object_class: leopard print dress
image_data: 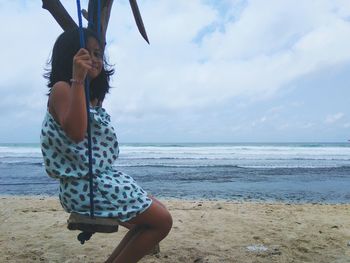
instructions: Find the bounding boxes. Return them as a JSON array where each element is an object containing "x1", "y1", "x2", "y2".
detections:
[{"x1": 40, "y1": 106, "x2": 152, "y2": 222}]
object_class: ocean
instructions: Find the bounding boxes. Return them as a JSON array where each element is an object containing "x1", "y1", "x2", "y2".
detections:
[{"x1": 0, "y1": 142, "x2": 349, "y2": 203}]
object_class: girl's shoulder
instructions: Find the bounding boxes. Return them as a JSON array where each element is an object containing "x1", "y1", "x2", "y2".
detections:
[
  {"x1": 51, "y1": 81, "x2": 70, "y2": 90},
  {"x1": 48, "y1": 81, "x2": 71, "y2": 124},
  {"x1": 49, "y1": 81, "x2": 70, "y2": 100}
]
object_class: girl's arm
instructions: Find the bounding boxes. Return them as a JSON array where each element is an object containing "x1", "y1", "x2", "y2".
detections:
[{"x1": 48, "y1": 48, "x2": 92, "y2": 143}]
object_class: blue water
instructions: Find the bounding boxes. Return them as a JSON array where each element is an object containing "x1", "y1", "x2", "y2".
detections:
[{"x1": 0, "y1": 142, "x2": 350, "y2": 203}]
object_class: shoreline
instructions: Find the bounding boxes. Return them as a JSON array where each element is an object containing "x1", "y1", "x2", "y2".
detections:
[
  {"x1": 1, "y1": 194, "x2": 349, "y2": 205},
  {"x1": 1, "y1": 196, "x2": 350, "y2": 262}
]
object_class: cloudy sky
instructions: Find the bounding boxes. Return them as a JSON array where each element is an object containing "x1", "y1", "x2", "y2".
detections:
[{"x1": 0, "y1": 0, "x2": 349, "y2": 143}]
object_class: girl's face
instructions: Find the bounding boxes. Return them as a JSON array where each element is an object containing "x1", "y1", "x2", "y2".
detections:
[{"x1": 86, "y1": 37, "x2": 103, "y2": 79}]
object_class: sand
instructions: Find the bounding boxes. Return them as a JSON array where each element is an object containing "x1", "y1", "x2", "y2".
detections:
[{"x1": 1, "y1": 196, "x2": 350, "y2": 263}]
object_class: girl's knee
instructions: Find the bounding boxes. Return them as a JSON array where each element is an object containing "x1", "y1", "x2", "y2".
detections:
[
  {"x1": 165, "y1": 210, "x2": 173, "y2": 230},
  {"x1": 159, "y1": 209, "x2": 172, "y2": 237},
  {"x1": 153, "y1": 199, "x2": 172, "y2": 230},
  {"x1": 128, "y1": 200, "x2": 172, "y2": 235}
]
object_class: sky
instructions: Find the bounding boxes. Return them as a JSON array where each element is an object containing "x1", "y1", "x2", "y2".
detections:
[{"x1": 0, "y1": 0, "x2": 350, "y2": 143}]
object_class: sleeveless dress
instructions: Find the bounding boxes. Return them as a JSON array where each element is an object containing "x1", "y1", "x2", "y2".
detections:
[{"x1": 40, "y1": 106, "x2": 152, "y2": 222}]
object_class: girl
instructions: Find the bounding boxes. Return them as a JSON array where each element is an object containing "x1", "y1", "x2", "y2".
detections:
[{"x1": 40, "y1": 28, "x2": 172, "y2": 263}]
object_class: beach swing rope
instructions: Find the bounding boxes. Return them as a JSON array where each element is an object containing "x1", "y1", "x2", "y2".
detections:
[
  {"x1": 66, "y1": 0, "x2": 120, "y2": 245},
  {"x1": 67, "y1": 0, "x2": 150, "y2": 245}
]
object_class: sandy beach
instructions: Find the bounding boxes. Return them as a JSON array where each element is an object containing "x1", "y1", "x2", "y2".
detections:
[{"x1": 1, "y1": 196, "x2": 350, "y2": 263}]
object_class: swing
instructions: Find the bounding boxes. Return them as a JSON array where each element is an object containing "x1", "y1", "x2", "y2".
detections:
[
  {"x1": 64, "y1": 0, "x2": 152, "y2": 246},
  {"x1": 62, "y1": 0, "x2": 119, "y2": 245},
  {"x1": 67, "y1": 213, "x2": 119, "y2": 244}
]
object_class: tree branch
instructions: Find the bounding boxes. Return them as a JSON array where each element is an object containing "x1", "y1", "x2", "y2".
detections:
[
  {"x1": 86, "y1": 0, "x2": 114, "y2": 49},
  {"x1": 42, "y1": 0, "x2": 77, "y2": 31},
  {"x1": 42, "y1": 0, "x2": 148, "y2": 46},
  {"x1": 129, "y1": 0, "x2": 149, "y2": 44}
]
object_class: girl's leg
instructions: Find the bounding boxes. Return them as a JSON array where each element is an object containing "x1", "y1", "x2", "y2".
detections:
[
  {"x1": 105, "y1": 223, "x2": 145, "y2": 263},
  {"x1": 105, "y1": 195, "x2": 166, "y2": 262},
  {"x1": 111, "y1": 198, "x2": 172, "y2": 263}
]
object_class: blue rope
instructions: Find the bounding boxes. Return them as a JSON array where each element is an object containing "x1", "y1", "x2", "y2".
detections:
[
  {"x1": 76, "y1": 0, "x2": 85, "y2": 48},
  {"x1": 88, "y1": 1, "x2": 94, "y2": 29},
  {"x1": 88, "y1": 1, "x2": 94, "y2": 30},
  {"x1": 76, "y1": 0, "x2": 94, "y2": 219},
  {"x1": 97, "y1": 0, "x2": 101, "y2": 40}
]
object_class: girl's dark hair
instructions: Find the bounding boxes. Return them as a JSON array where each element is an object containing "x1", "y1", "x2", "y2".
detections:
[{"x1": 44, "y1": 28, "x2": 114, "y2": 103}]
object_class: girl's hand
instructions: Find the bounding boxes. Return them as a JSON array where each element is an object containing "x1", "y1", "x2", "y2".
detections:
[{"x1": 72, "y1": 48, "x2": 92, "y2": 83}]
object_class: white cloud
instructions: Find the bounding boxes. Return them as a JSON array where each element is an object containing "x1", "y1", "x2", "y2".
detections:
[
  {"x1": 1, "y1": 0, "x2": 350, "y2": 142},
  {"x1": 0, "y1": 1, "x2": 76, "y2": 115},
  {"x1": 103, "y1": 0, "x2": 350, "y2": 119},
  {"x1": 277, "y1": 123, "x2": 290, "y2": 130},
  {"x1": 301, "y1": 122, "x2": 315, "y2": 129},
  {"x1": 260, "y1": 116, "x2": 267, "y2": 123},
  {"x1": 2, "y1": 0, "x2": 350, "y2": 115},
  {"x1": 325, "y1": 112, "x2": 344, "y2": 124}
]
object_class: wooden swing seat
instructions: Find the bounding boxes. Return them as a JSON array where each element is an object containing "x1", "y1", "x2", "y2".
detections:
[
  {"x1": 67, "y1": 212, "x2": 119, "y2": 233},
  {"x1": 67, "y1": 212, "x2": 161, "y2": 253}
]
